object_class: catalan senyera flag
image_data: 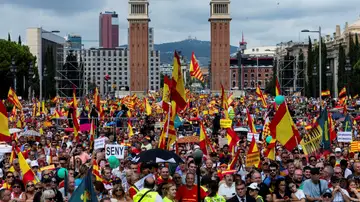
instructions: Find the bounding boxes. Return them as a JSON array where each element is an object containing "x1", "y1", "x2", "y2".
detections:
[
  {"x1": 269, "y1": 102, "x2": 301, "y2": 152},
  {"x1": 144, "y1": 98, "x2": 152, "y2": 116},
  {"x1": 246, "y1": 109, "x2": 257, "y2": 133},
  {"x1": 221, "y1": 84, "x2": 229, "y2": 119},
  {"x1": 92, "y1": 159, "x2": 105, "y2": 183},
  {"x1": 275, "y1": 77, "x2": 281, "y2": 96},
  {"x1": 171, "y1": 51, "x2": 187, "y2": 111},
  {"x1": 226, "y1": 128, "x2": 240, "y2": 153},
  {"x1": 227, "y1": 92, "x2": 234, "y2": 106},
  {"x1": 321, "y1": 90, "x2": 331, "y2": 97},
  {"x1": 263, "y1": 137, "x2": 276, "y2": 160},
  {"x1": 245, "y1": 135, "x2": 260, "y2": 167},
  {"x1": 228, "y1": 149, "x2": 241, "y2": 170},
  {"x1": 189, "y1": 52, "x2": 204, "y2": 82},
  {"x1": 18, "y1": 150, "x2": 38, "y2": 184},
  {"x1": 0, "y1": 101, "x2": 11, "y2": 142},
  {"x1": 199, "y1": 122, "x2": 208, "y2": 155},
  {"x1": 7, "y1": 87, "x2": 22, "y2": 109},
  {"x1": 127, "y1": 120, "x2": 134, "y2": 137},
  {"x1": 167, "y1": 101, "x2": 177, "y2": 150},
  {"x1": 41, "y1": 101, "x2": 48, "y2": 114},
  {"x1": 255, "y1": 85, "x2": 267, "y2": 108}
]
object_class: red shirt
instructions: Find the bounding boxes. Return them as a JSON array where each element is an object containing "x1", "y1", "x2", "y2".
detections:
[
  {"x1": 156, "y1": 176, "x2": 173, "y2": 185},
  {"x1": 129, "y1": 186, "x2": 138, "y2": 199},
  {"x1": 176, "y1": 185, "x2": 207, "y2": 202}
]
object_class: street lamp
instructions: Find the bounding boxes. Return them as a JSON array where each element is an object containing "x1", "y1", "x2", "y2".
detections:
[
  {"x1": 10, "y1": 58, "x2": 17, "y2": 91},
  {"x1": 193, "y1": 149, "x2": 203, "y2": 202},
  {"x1": 326, "y1": 64, "x2": 332, "y2": 96},
  {"x1": 43, "y1": 65, "x2": 48, "y2": 100},
  {"x1": 28, "y1": 62, "x2": 34, "y2": 99},
  {"x1": 302, "y1": 27, "x2": 322, "y2": 102},
  {"x1": 345, "y1": 57, "x2": 352, "y2": 91}
]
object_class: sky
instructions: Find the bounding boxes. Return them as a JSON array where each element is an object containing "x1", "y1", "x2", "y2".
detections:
[{"x1": 1, "y1": 0, "x2": 360, "y2": 49}]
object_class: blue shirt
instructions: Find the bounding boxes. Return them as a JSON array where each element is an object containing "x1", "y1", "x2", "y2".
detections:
[{"x1": 263, "y1": 176, "x2": 284, "y2": 187}]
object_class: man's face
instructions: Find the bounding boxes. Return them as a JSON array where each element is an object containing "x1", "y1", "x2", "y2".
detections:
[
  {"x1": 294, "y1": 170, "x2": 303, "y2": 182},
  {"x1": 173, "y1": 174, "x2": 182, "y2": 184},
  {"x1": 2, "y1": 190, "x2": 11, "y2": 201},
  {"x1": 236, "y1": 184, "x2": 246, "y2": 197},
  {"x1": 188, "y1": 163, "x2": 196, "y2": 174},
  {"x1": 104, "y1": 169, "x2": 111, "y2": 180},
  {"x1": 206, "y1": 160, "x2": 213, "y2": 169},
  {"x1": 311, "y1": 173, "x2": 320, "y2": 182},
  {"x1": 304, "y1": 169, "x2": 311, "y2": 179},
  {"x1": 269, "y1": 166, "x2": 277, "y2": 177},
  {"x1": 59, "y1": 159, "x2": 67, "y2": 168},
  {"x1": 288, "y1": 164, "x2": 295, "y2": 175},
  {"x1": 185, "y1": 174, "x2": 195, "y2": 187},
  {"x1": 225, "y1": 174, "x2": 233, "y2": 184},
  {"x1": 130, "y1": 164, "x2": 138, "y2": 173},
  {"x1": 251, "y1": 173, "x2": 262, "y2": 184},
  {"x1": 309, "y1": 157, "x2": 317, "y2": 166}
]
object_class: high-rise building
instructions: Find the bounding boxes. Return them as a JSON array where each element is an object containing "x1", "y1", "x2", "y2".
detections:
[
  {"x1": 99, "y1": 11, "x2": 119, "y2": 48},
  {"x1": 65, "y1": 34, "x2": 82, "y2": 50},
  {"x1": 209, "y1": 0, "x2": 231, "y2": 91},
  {"x1": 127, "y1": 0, "x2": 150, "y2": 93}
]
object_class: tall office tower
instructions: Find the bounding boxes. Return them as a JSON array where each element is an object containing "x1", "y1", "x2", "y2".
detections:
[
  {"x1": 99, "y1": 11, "x2": 119, "y2": 48},
  {"x1": 127, "y1": 0, "x2": 150, "y2": 92},
  {"x1": 209, "y1": 0, "x2": 232, "y2": 91}
]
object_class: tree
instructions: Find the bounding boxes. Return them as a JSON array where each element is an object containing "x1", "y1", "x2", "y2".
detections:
[
  {"x1": 265, "y1": 62, "x2": 277, "y2": 95},
  {"x1": 0, "y1": 39, "x2": 37, "y2": 99},
  {"x1": 7, "y1": 33, "x2": 11, "y2": 42},
  {"x1": 338, "y1": 44, "x2": 346, "y2": 90},
  {"x1": 18, "y1": 35, "x2": 21, "y2": 45},
  {"x1": 306, "y1": 37, "x2": 314, "y2": 97},
  {"x1": 298, "y1": 49, "x2": 305, "y2": 95},
  {"x1": 321, "y1": 38, "x2": 328, "y2": 93},
  {"x1": 160, "y1": 72, "x2": 164, "y2": 88}
]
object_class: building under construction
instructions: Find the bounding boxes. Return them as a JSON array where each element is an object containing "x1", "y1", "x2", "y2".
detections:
[
  {"x1": 275, "y1": 41, "x2": 308, "y2": 95},
  {"x1": 55, "y1": 39, "x2": 84, "y2": 98}
]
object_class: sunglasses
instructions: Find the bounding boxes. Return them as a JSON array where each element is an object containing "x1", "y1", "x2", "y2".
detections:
[
  {"x1": 7, "y1": 175, "x2": 14, "y2": 178},
  {"x1": 13, "y1": 185, "x2": 21, "y2": 188},
  {"x1": 27, "y1": 184, "x2": 34, "y2": 187},
  {"x1": 46, "y1": 197, "x2": 56, "y2": 201},
  {"x1": 35, "y1": 187, "x2": 42, "y2": 191}
]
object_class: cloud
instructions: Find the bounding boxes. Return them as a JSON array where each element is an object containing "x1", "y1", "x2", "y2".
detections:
[{"x1": 0, "y1": 0, "x2": 359, "y2": 49}]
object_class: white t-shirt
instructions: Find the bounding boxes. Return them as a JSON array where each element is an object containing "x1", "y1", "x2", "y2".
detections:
[
  {"x1": 218, "y1": 182, "x2": 236, "y2": 199},
  {"x1": 330, "y1": 188, "x2": 350, "y2": 202},
  {"x1": 294, "y1": 189, "x2": 306, "y2": 200}
]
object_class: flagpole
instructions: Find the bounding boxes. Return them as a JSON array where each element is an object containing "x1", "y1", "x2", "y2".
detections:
[{"x1": 166, "y1": 102, "x2": 171, "y2": 147}]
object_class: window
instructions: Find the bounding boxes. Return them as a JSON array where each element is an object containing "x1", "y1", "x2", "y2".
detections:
[
  {"x1": 232, "y1": 73, "x2": 236, "y2": 78},
  {"x1": 244, "y1": 74, "x2": 248, "y2": 78},
  {"x1": 265, "y1": 74, "x2": 269, "y2": 77},
  {"x1": 258, "y1": 74, "x2": 261, "y2": 77},
  {"x1": 251, "y1": 74, "x2": 254, "y2": 78}
]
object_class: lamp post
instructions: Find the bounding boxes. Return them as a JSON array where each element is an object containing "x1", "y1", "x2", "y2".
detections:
[
  {"x1": 10, "y1": 58, "x2": 17, "y2": 91},
  {"x1": 345, "y1": 57, "x2": 352, "y2": 92},
  {"x1": 43, "y1": 65, "x2": 48, "y2": 100},
  {"x1": 301, "y1": 26, "x2": 322, "y2": 102},
  {"x1": 326, "y1": 64, "x2": 332, "y2": 96},
  {"x1": 193, "y1": 149, "x2": 203, "y2": 202},
  {"x1": 312, "y1": 65, "x2": 317, "y2": 97}
]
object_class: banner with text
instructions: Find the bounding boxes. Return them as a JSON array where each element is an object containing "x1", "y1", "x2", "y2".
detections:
[{"x1": 105, "y1": 144, "x2": 125, "y2": 159}]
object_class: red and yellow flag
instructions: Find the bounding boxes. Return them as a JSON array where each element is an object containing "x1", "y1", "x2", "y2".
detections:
[
  {"x1": 269, "y1": 103, "x2": 301, "y2": 152},
  {"x1": 92, "y1": 160, "x2": 106, "y2": 183},
  {"x1": 171, "y1": 52, "x2": 187, "y2": 110},
  {"x1": 144, "y1": 97, "x2": 152, "y2": 116},
  {"x1": 128, "y1": 120, "x2": 134, "y2": 137},
  {"x1": 0, "y1": 101, "x2": 10, "y2": 142},
  {"x1": 275, "y1": 77, "x2": 281, "y2": 96},
  {"x1": 255, "y1": 85, "x2": 267, "y2": 108},
  {"x1": 221, "y1": 84, "x2": 229, "y2": 119},
  {"x1": 7, "y1": 87, "x2": 22, "y2": 109},
  {"x1": 245, "y1": 135, "x2": 260, "y2": 167},
  {"x1": 162, "y1": 75, "x2": 171, "y2": 112},
  {"x1": 199, "y1": 122, "x2": 208, "y2": 155},
  {"x1": 89, "y1": 119, "x2": 95, "y2": 149},
  {"x1": 18, "y1": 150, "x2": 38, "y2": 184},
  {"x1": 94, "y1": 88, "x2": 104, "y2": 119},
  {"x1": 246, "y1": 109, "x2": 257, "y2": 133},
  {"x1": 72, "y1": 105, "x2": 80, "y2": 142},
  {"x1": 189, "y1": 52, "x2": 204, "y2": 82}
]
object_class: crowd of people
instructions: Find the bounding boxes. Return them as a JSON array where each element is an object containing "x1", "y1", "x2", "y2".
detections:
[{"x1": 0, "y1": 92, "x2": 359, "y2": 202}]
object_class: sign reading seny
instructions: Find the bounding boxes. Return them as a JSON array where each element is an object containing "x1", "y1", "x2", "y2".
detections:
[{"x1": 105, "y1": 144, "x2": 125, "y2": 159}]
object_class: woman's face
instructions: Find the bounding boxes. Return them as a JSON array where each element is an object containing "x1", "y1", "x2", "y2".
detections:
[
  {"x1": 349, "y1": 181, "x2": 357, "y2": 189},
  {"x1": 279, "y1": 181, "x2": 286, "y2": 191},
  {"x1": 12, "y1": 184, "x2": 21, "y2": 193},
  {"x1": 168, "y1": 185, "x2": 177, "y2": 198},
  {"x1": 289, "y1": 183, "x2": 297, "y2": 193},
  {"x1": 26, "y1": 182, "x2": 35, "y2": 192}
]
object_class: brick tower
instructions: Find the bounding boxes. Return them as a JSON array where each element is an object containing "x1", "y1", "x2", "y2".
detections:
[
  {"x1": 209, "y1": 0, "x2": 231, "y2": 91},
  {"x1": 128, "y1": 0, "x2": 150, "y2": 93}
]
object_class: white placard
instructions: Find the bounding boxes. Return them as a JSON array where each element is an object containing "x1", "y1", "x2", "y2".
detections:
[
  {"x1": 134, "y1": 174, "x2": 154, "y2": 190},
  {"x1": 247, "y1": 133, "x2": 260, "y2": 142},
  {"x1": 105, "y1": 144, "x2": 125, "y2": 159},
  {"x1": 337, "y1": 132, "x2": 352, "y2": 143},
  {"x1": 94, "y1": 138, "x2": 105, "y2": 150}
]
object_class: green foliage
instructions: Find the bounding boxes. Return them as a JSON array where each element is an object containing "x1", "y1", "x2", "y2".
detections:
[
  {"x1": 160, "y1": 73, "x2": 164, "y2": 88},
  {"x1": 338, "y1": 44, "x2": 346, "y2": 90},
  {"x1": 0, "y1": 39, "x2": 37, "y2": 99}
]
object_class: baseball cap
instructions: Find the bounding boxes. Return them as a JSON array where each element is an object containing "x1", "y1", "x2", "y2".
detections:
[
  {"x1": 310, "y1": 167, "x2": 320, "y2": 175},
  {"x1": 323, "y1": 189, "x2": 332, "y2": 197},
  {"x1": 335, "y1": 148, "x2": 342, "y2": 153},
  {"x1": 30, "y1": 161, "x2": 39, "y2": 168},
  {"x1": 248, "y1": 183, "x2": 260, "y2": 191}
]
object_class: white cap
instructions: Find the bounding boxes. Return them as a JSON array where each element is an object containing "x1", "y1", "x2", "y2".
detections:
[
  {"x1": 0, "y1": 169, "x2": 3, "y2": 178},
  {"x1": 335, "y1": 148, "x2": 342, "y2": 153},
  {"x1": 194, "y1": 145, "x2": 200, "y2": 149},
  {"x1": 30, "y1": 161, "x2": 39, "y2": 168},
  {"x1": 248, "y1": 182, "x2": 260, "y2": 190}
]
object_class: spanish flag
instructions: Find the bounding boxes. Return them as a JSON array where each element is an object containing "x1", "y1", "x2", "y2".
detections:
[
  {"x1": 246, "y1": 109, "x2": 257, "y2": 133},
  {"x1": 0, "y1": 101, "x2": 10, "y2": 142},
  {"x1": 199, "y1": 122, "x2": 208, "y2": 155},
  {"x1": 127, "y1": 120, "x2": 134, "y2": 137},
  {"x1": 162, "y1": 75, "x2": 171, "y2": 112},
  {"x1": 171, "y1": 51, "x2": 187, "y2": 110},
  {"x1": 269, "y1": 102, "x2": 301, "y2": 152},
  {"x1": 255, "y1": 85, "x2": 267, "y2": 108},
  {"x1": 264, "y1": 137, "x2": 276, "y2": 160},
  {"x1": 275, "y1": 77, "x2": 281, "y2": 96},
  {"x1": 221, "y1": 84, "x2": 229, "y2": 119},
  {"x1": 144, "y1": 98, "x2": 152, "y2": 116},
  {"x1": 339, "y1": 87, "x2": 347, "y2": 98},
  {"x1": 72, "y1": 87, "x2": 77, "y2": 109},
  {"x1": 189, "y1": 52, "x2": 204, "y2": 82},
  {"x1": 94, "y1": 87, "x2": 104, "y2": 119},
  {"x1": 18, "y1": 150, "x2": 38, "y2": 184},
  {"x1": 71, "y1": 104, "x2": 80, "y2": 142},
  {"x1": 228, "y1": 149, "x2": 241, "y2": 170},
  {"x1": 89, "y1": 119, "x2": 95, "y2": 149},
  {"x1": 226, "y1": 128, "x2": 240, "y2": 153},
  {"x1": 7, "y1": 87, "x2": 22, "y2": 109},
  {"x1": 321, "y1": 90, "x2": 331, "y2": 97}
]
